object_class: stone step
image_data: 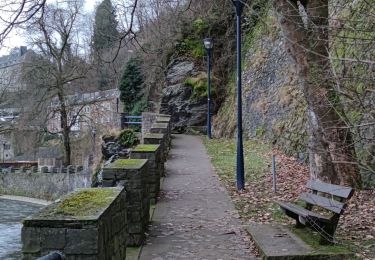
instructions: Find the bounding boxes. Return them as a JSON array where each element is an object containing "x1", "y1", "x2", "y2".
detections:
[
  {"x1": 248, "y1": 223, "x2": 313, "y2": 259},
  {"x1": 247, "y1": 224, "x2": 354, "y2": 260}
]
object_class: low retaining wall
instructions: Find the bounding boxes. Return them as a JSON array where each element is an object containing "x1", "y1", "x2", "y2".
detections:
[
  {"x1": 22, "y1": 187, "x2": 127, "y2": 260},
  {"x1": 131, "y1": 144, "x2": 163, "y2": 204},
  {"x1": 141, "y1": 112, "x2": 159, "y2": 140},
  {"x1": 0, "y1": 170, "x2": 91, "y2": 201},
  {"x1": 102, "y1": 159, "x2": 150, "y2": 246}
]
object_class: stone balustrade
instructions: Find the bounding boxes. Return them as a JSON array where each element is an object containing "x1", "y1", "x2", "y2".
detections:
[
  {"x1": 131, "y1": 144, "x2": 163, "y2": 204},
  {"x1": 22, "y1": 187, "x2": 127, "y2": 260},
  {"x1": 0, "y1": 165, "x2": 84, "y2": 174},
  {"x1": 102, "y1": 159, "x2": 150, "y2": 246}
]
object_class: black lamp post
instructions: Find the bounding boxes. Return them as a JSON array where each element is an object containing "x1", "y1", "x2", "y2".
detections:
[
  {"x1": 232, "y1": 0, "x2": 245, "y2": 191},
  {"x1": 203, "y1": 38, "x2": 213, "y2": 139}
]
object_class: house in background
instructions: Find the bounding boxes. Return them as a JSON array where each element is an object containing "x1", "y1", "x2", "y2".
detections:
[
  {"x1": 47, "y1": 89, "x2": 122, "y2": 135},
  {"x1": 0, "y1": 47, "x2": 36, "y2": 161}
]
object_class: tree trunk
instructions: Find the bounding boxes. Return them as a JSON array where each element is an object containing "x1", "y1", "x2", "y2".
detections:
[
  {"x1": 307, "y1": 108, "x2": 337, "y2": 183},
  {"x1": 58, "y1": 91, "x2": 71, "y2": 166},
  {"x1": 274, "y1": 0, "x2": 361, "y2": 188}
]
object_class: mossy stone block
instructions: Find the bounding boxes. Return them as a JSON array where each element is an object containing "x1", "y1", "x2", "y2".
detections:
[
  {"x1": 107, "y1": 159, "x2": 148, "y2": 170},
  {"x1": 25, "y1": 188, "x2": 122, "y2": 221},
  {"x1": 132, "y1": 144, "x2": 160, "y2": 153}
]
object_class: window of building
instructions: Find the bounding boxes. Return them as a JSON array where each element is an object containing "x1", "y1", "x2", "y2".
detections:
[{"x1": 4, "y1": 144, "x2": 11, "y2": 150}]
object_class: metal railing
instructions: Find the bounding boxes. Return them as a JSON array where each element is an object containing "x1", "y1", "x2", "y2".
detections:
[{"x1": 121, "y1": 114, "x2": 142, "y2": 129}]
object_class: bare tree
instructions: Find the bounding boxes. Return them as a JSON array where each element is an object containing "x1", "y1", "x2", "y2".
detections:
[
  {"x1": 0, "y1": 0, "x2": 46, "y2": 46},
  {"x1": 25, "y1": 0, "x2": 90, "y2": 165}
]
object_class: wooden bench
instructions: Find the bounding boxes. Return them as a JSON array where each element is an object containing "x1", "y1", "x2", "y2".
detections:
[{"x1": 276, "y1": 180, "x2": 354, "y2": 244}]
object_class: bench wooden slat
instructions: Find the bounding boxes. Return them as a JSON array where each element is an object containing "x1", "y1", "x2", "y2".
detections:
[
  {"x1": 299, "y1": 192, "x2": 345, "y2": 214},
  {"x1": 306, "y1": 180, "x2": 354, "y2": 199},
  {"x1": 276, "y1": 201, "x2": 331, "y2": 222}
]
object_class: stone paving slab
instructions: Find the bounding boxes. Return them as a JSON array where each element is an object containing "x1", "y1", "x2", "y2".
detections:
[
  {"x1": 248, "y1": 224, "x2": 355, "y2": 260},
  {"x1": 247, "y1": 223, "x2": 313, "y2": 259},
  {"x1": 139, "y1": 134, "x2": 257, "y2": 260}
]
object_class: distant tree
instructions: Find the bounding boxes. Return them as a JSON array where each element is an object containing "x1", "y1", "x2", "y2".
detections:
[
  {"x1": 92, "y1": 0, "x2": 120, "y2": 90},
  {"x1": 118, "y1": 57, "x2": 145, "y2": 114},
  {"x1": 93, "y1": 0, "x2": 119, "y2": 52}
]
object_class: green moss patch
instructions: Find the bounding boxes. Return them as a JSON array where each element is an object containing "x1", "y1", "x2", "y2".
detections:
[
  {"x1": 108, "y1": 159, "x2": 147, "y2": 169},
  {"x1": 292, "y1": 227, "x2": 355, "y2": 257},
  {"x1": 133, "y1": 144, "x2": 159, "y2": 152},
  {"x1": 40, "y1": 188, "x2": 119, "y2": 218}
]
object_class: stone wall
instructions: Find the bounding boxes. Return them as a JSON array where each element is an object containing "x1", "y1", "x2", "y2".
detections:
[
  {"x1": 213, "y1": 10, "x2": 308, "y2": 157},
  {"x1": 102, "y1": 159, "x2": 150, "y2": 246},
  {"x1": 141, "y1": 112, "x2": 159, "y2": 140},
  {"x1": 0, "y1": 169, "x2": 91, "y2": 201},
  {"x1": 22, "y1": 187, "x2": 127, "y2": 260},
  {"x1": 131, "y1": 144, "x2": 164, "y2": 204}
]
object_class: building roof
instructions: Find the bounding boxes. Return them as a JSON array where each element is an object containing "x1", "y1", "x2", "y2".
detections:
[
  {"x1": 50, "y1": 89, "x2": 119, "y2": 107},
  {"x1": 0, "y1": 46, "x2": 28, "y2": 69}
]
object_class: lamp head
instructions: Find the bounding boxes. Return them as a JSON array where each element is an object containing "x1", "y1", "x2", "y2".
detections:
[{"x1": 203, "y1": 38, "x2": 213, "y2": 50}]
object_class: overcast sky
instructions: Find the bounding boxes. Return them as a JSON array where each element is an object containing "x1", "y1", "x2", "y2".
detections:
[{"x1": 0, "y1": 0, "x2": 101, "y2": 56}]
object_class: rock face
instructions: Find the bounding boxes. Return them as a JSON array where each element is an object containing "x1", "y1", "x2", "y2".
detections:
[
  {"x1": 160, "y1": 59, "x2": 207, "y2": 132},
  {"x1": 166, "y1": 60, "x2": 195, "y2": 85},
  {"x1": 242, "y1": 32, "x2": 308, "y2": 155},
  {"x1": 101, "y1": 133, "x2": 135, "y2": 160},
  {"x1": 213, "y1": 24, "x2": 308, "y2": 156}
]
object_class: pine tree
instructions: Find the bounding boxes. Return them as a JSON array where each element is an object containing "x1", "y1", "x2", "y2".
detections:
[
  {"x1": 93, "y1": 0, "x2": 119, "y2": 52},
  {"x1": 118, "y1": 58, "x2": 145, "y2": 114}
]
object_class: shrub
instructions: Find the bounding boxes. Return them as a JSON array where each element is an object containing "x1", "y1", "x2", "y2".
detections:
[{"x1": 117, "y1": 129, "x2": 139, "y2": 148}]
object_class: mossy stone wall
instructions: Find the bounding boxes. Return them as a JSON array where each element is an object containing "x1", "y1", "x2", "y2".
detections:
[
  {"x1": 22, "y1": 187, "x2": 127, "y2": 259},
  {"x1": 102, "y1": 159, "x2": 150, "y2": 246},
  {"x1": 131, "y1": 144, "x2": 163, "y2": 204}
]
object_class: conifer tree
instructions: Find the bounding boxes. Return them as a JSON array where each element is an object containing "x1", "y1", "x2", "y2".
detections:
[
  {"x1": 118, "y1": 57, "x2": 145, "y2": 114},
  {"x1": 93, "y1": 0, "x2": 119, "y2": 52}
]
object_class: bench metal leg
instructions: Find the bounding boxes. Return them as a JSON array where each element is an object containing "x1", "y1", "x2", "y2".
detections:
[{"x1": 318, "y1": 224, "x2": 335, "y2": 245}]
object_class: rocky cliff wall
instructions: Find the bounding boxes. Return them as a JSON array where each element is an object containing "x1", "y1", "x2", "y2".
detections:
[{"x1": 214, "y1": 10, "x2": 308, "y2": 156}]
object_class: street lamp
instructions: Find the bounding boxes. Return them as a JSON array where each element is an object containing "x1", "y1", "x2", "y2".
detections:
[
  {"x1": 203, "y1": 37, "x2": 213, "y2": 139},
  {"x1": 232, "y1": 0, "x2": 245, "y2": 191}
]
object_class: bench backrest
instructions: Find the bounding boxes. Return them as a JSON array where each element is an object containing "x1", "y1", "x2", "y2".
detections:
[{"x1": 299, "y1": 180, "x2": 354, "y2": 215}]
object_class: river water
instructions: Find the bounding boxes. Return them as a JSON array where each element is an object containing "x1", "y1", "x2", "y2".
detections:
[{"x1": 0, "y1": 199, "x2": 43, "y2": 260}]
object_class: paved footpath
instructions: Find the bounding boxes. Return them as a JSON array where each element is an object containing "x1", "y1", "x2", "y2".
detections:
[{"x1": 139, "y1": 135, "x2": 257, "y2": 260}]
